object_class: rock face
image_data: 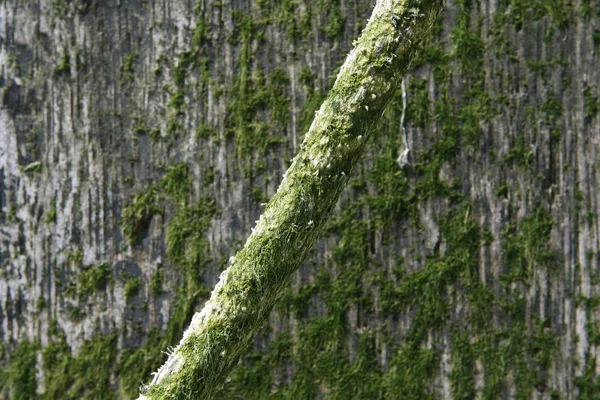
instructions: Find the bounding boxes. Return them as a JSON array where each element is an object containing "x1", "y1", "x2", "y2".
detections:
[{"x1": 0, "y1": 0, "x2": 599, "y2": 398}]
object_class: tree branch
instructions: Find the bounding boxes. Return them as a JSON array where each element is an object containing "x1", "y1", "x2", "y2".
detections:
[{"x1": 140, "y1": 0, "x2": 444, "y2": 398}]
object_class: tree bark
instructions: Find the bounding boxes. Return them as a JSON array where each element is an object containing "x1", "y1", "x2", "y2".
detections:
[{"x1": 139, "y1": 0, "x2": 444, "y2": 398}]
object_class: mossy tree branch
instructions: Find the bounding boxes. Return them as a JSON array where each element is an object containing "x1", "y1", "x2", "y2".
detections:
[{"x1": 140, "y1": 0, "x2": 444, "y2": 398}]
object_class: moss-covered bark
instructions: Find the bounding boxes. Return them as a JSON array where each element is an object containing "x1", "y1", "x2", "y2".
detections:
[{"x1": 139, "y1": 0, "x2": 444, "y2": 398}]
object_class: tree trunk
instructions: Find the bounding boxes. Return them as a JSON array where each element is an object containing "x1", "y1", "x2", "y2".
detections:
[{"x1": 140, "y1": 0, "x2": 444, "y2": 398}]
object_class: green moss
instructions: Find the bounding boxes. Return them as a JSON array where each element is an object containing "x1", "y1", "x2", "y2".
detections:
[
  {"x1": 166, "y1": 117, "x2": 183, "y2": 137},
  {"x1": 267, "y1": 68, "x2": 291, "y2": 126},
  {"x1": 593, "y1": 29, "x2": 600, "y2": 48},
  {"x1": 249, "y1": 187, "x2": 264, "y2": 204},
  {"x1": 452, "y1": 1, "x2": 484, "y2": 71},
  {"x1": 122, "y1": 185, "x2": 163, "y2": 244},
  {"x1": 366, "y1": 153, "x2": 414, "y2": 228},
  {"x1": 149, "y1": 128, "x2": 162, "y2": 142},
  {"x1": 501, "y1": 204, "x2": 556, "y2": 286},
  {"x1": 576, "y1": 356, "x2": 600, "y2": 399},
  {"x1": 196, "y1": 123, "x2": 215, "y2": 140},
  {"x1": 116, "y1": 156, "x2": 220, "y2": 393},
  {"x1": 134, "y1": 124, "x2": 149, "y2": 135},
  {"x1": 223, "y1": 10, "x2": 295, "y2": 170},
  {"x1": 585, "y1": 212, "x2": 597, "y2": 227},
  {"x1": 37, "y1": 297, "x2": 46, "y2": 311},
  {"x1": 203, "y1": 168, "x2": 215, "y2": 187},
  {"x1": 496, "y1": 184, "x2": 509, "y2": 198},
  {"x1": 166, "y1": 199, "x2": 219, "y2": 272},
  {"x1": 66, "y1": 249, "x2": 84, "y2": 267},
  {"x1": 45, "y1": 201, "x2": 57, "y2": 224},
  {"x1": 406, "y1": 78, "x2": 430, "y2": 128},
  {"x1": 160, "y1": 163, "x2": 190, "y2": 204},
  {"x1": 526, "y1": 59, "x2": 549, "y2": 75},
  {"x1": 505, "y1": 135, "x2": 534, "y2": 168},
  {"x1": 7, "y1": 341, "x2": 39, "y2": 400},
  {"x1": 509, "y1": 0, "x2": 571, "y2": 31},
  {"x1": 124, "y1": 277, "x2": 142, "y2": 299},
  {"x1": 460, "y1": 102, "x2": 483, "y2": 146},
  {"x1": 449, "y1": 329, "x2": 476, "y2": 399},
  {"x1": 299, "y1": 90, "x2": 326, "y2": 138},
  {"x1": 220, "y1": 200, "x2": 482, "y2": 399},
  {"x1": 584, "y1": 85, "x2": 599, "y2": 121},
  {"x1": 68, "y1": 307, "x2": 86, "y2": 322},
  {"x1": 42, "y1": 334, "x2": 117, "y2": 399},
  {"x1": 22, "y1": 161, "x2": 43, "y2": 174},
  {"x1": 385, "y1": 347, "x2": 438, "y2": 399},
  {"x1": 192, "y1": 12, "x2": 209, "y2": 47},
  {"x1": 13, "y1": 0, "x2": 575, "y2": 397},
  {"x1": 217, "y1": 173, "x2": 556, "y2": 398},
  {"x1": 122, "y1": 52, "x2": 139, "y2": 83},
  {"x1": 275, "y1": 0, "x2": 301, "y2": 41},
  {"x1": 150, "y1": 269, "x2": 163, "y2": 296},
  {"x1": 141, "y1": 1, "x2": 449, "y2": 395},
  {"x1": 167, "y1": 89, "x2": 185, "y2": 113},
  {"x1": 319, "y1": 0, "x2": 346, "y2": 40},
  {"x1": 227, "y1": 65, "x2": 291, "y2": 164},
  {"x1": 78, "y1": 263, "x2": 113, "y2": 296},
  {"x1": 55, "y1": 52, "x2": 70, "y2": 76},
  {"x1": 115, "y1": 158, "x2": 220, "y2": 396},
  {"x1": 119, "y1": 279, "x2": 211, "y2": 396},
  {"x1": 541, "y1": 95, "x2": 563, "y2": 124}
]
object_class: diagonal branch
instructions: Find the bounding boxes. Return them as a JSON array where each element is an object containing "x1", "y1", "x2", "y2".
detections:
[{"x1": 139, "y1": 0, "x2": 444, "y2": 398}]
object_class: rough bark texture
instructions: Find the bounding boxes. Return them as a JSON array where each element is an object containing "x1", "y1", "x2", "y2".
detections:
[
  {"x1": 139, "y1": 1, "x2": 443, "y2": 398},
  {"x1": 1, "y1": 0, "x2": 599, "y2": 399}
]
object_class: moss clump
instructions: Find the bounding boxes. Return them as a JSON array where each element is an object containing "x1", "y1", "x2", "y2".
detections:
[
  {"x1": 78, "y1": 263, "x2": 113, "y2": 296},
  {"x1": 196, "y1": 123, "x2": 215, "y2": 140},
  {"x1": 149, "y1": 128, "x2": 162, "y2": 142},
  {"x1": 68, "y1": 307, "x2": 86, "y2": 322},
  {"x1": 584, "y1": 85, "x2": 599, "y2": 121},
  {"x1": 45, "y1": 201, "x2": 57, "y2": 223},
  {"x1": 161, "y1": 163, "x2": 191, "y2": 204},
  {"x1": 501, "y1": 204, "x2": 556, "y2": 286},
  {"x1": 227, "y1": 64, "x2": 291, "y2": 163},
  {"x1": 541, "y1": 95, "x2": 563, "y2": 124},
  {"x1": 37, "y1": 297, "x2": 47, "y2": 311},
  {"x1": 167, "y1": 89, "x2": 185, "y2": 114},
  {"x1": 452, "y1": 0, "x2": 485, "y2": 77},
  {"x1": 66, "y1": 249, "x2": 84, "y2": 266},
  {"x1": 116, "y1": 161, "x2": 217, "y2": 396},
  {"x1": 6, "y1": 341, "x2": 39, "y2": 400},
  {"x1": 166, "y1": 199, "x2": 219, "y2": 272},
  {"x1": 150, "y1": 269, "x2": 163, "y2": 296},
  {"x1": 124, "y1": 277, "x2": 142, "y2": 299},
  {"x1": 42, "y1": 334, "x2": 117, "y2": 399},
  {"x1": 224, "y1": 11, "x2": 294, "y2": 172},
  {"x1": 165, "y1": 117, "x2": 183, "y2": 137},
  {"x1": 505, "y1": 135, "x2": 534, "y2": 168},
  {"x1": 134, "y1": 124, "x2": 150, "y2": 135},
  {"x1": 55, "y1": 52, "x2": 70, "y2": 76},
  {"x1": 319, "y1": 0, "x2": 346, "y2": 40},
  {"x1": 593, "y1": 29, "x2": 600, "y2": 48},
  {"x1": 449, "y1": 329, "x2": 476, "y2": 399},
  {"x1": 121, "y1": 52, "x2": 139, "y2": 83},
  {"x1": 576, "y1": 356, "x2": 600, "y2": 399},
  {"x1": 22, "y1": 161, "x2": 43, "y2": 174},
  {"x1": 122, "y1": 185, "x2": 163, "y2": 244}
]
